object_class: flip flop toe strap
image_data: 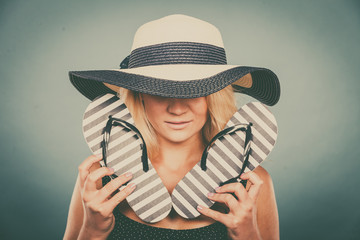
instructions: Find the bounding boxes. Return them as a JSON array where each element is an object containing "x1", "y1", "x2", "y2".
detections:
[
  {"x1": 201, "y1": 122, "x2": 253, "y2": 187},
  {"x1": 101, "y1": 115, "x2": 149, "y2": 173}
]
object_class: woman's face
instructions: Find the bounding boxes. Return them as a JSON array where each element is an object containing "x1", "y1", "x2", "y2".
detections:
[{"x1": 141, "y1": 94, "x2": 208, "y2": 145}]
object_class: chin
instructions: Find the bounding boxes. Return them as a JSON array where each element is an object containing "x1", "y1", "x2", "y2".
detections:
[
  {"x1": 162, "y1": 133, "x2": 198, "y2": 144},
  {"x1": 168, "y1": 136, "x2": 192, "y2": 144}
]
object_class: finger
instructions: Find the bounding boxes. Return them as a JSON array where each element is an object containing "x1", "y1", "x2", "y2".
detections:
[
  {"x1": 240, "y1": 171, "x2": 263, "y2": 200},
  {"x1": 197, "y1": 205, "x2": 230, "y2": 226},
  {"x1": 78, "y1": 154, "x2": 103, "y2": 187},
  {"x1": 84, "y1": 166, "x2": 114, "y2": 192},
  {"x1": 99, "y1": 172, "x2": 133, "y2": 202},
  {"x1": 215, "y1": 182, "x2": 248, "y2": 202},
  {"x1": 103, "y1": 183, "x2": 136, "y2": 213},
  {"x1": 207, "y1": 192, "x2": 238, "y2": 210}
]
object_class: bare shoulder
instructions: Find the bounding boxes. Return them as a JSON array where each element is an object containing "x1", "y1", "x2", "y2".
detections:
[
  {"x1": 253, "y1": 165, "x2": 280, "y2": 240},
  {"x1": 253, "y1": 165, "x2": 272, "y2": 182},
  {"x1": 244, "y1": 166, "x2": 272, "y2": 191},
  {"x1": 252, "y1": 165, "x2": 276, "y2": 200}
]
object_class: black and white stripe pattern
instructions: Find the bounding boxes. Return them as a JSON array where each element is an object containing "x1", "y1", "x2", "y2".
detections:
[
  {"x1": 82, "y1": 93, "x2": 172, "y2": 223},
  {"x1": 171, "y1": 102, "x2": 278, "y2": 219}
]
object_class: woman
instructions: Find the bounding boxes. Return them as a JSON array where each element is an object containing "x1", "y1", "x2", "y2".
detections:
[{"x1": 64, "y1": 14, "x2": 280, "y2": 239}]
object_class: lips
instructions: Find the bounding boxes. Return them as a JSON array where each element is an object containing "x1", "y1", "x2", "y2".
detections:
[{"x1": 165, "y1": 120, "x2": 192, "y2": 129}]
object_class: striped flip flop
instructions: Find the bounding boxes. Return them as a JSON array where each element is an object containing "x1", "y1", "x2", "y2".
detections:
[
  {"x1": 171, "y1": 102, "x2": 278, "y2": 219},
  {"x1": 82, "y1": 93, "x2": 172, "y2": 223}
]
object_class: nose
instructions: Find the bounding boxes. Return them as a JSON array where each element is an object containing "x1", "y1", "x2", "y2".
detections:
[{"x1": 167, "y1": 98, "x2": 188, "y2": 115}]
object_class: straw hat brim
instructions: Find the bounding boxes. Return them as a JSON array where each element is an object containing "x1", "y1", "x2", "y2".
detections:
[{"x1": 69, "y1": 64, "x2": 280, "y2": 106}]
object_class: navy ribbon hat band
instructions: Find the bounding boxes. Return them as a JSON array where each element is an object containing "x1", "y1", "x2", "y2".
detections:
[{"x1": 128, "y1": 42, "x2": 227, "y2": 68}]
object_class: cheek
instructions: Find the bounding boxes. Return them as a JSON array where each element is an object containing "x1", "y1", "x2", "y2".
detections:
[
  {"x1": 143, "y1": 101, "x2": 166, "y2": 126},
  {"x1": 144, "y1": 105, "x2": 158, "y2": 123},
  {"x1": 201, "y1": 111, "x2": 209, "y2": 126},
  {"x1": 197, "y1": 99, "x2": 209, "y2": 119},
  {"x1": 198, "y1": 108, "x2": 208, "y2": 121},
  {"x1": 191, "y1": 105, "x2": 208, "y2": 128}
]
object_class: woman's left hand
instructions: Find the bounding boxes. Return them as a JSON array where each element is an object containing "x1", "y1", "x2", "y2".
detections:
[{"x1": 197, "y1": 171, "x2": 264, "y2": 240}]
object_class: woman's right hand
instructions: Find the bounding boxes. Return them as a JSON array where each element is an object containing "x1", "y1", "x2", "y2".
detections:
[{"x1": 78, "y1": 154, "x2": 136, "y2": 237}]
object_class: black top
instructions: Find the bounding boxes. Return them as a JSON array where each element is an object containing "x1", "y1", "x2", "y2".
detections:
[{"x1": 102, "y1": 176, "x2": 230, "y2": 240}]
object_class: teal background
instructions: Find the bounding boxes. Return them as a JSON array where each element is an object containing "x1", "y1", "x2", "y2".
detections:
[{"x1": 1, "y1": 0, "x2": 359, "y2": 239}]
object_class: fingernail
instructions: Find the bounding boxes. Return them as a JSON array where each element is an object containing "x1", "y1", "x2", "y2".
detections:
[
  {"x1": 96, "y1": 154, "x2": 102, "y2": 159},
  {"x1": 109, "y1": 167, "x2": 115, "y2": 172},
  {"x1": 240, "y1": 173, "x2": 245, "y2": 178},
  {"x1": 125, "y1": 172, "x2": 132, "y2": 177},
  {"x1": 197, "y1": 205, "x2": 208, "y2": 210},
  {"x1": 215, "y1": 186, "x2": 221, "y2": 192},
  {"x1": 128, "y1": 183, "x2": 136, "y2": 189},
  {"x1": 207, "y1": 192, "x2": 214, "y2": 197}
]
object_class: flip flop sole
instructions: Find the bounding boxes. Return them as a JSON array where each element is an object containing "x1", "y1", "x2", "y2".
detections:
[
  {"x1": 172, "y1": 102, "x2": 278, "y2": 219},
  {"x1": 82, "y1": 93, "x2": 172, "y2": 223}
]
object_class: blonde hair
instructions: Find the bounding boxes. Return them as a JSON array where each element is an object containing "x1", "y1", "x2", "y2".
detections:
[{"x1": 117, "y1": 86, "x2": 237, "y2": 159}]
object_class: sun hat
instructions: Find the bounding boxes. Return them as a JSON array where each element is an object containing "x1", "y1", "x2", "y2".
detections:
[{"x1": 69, "y1": 14, "x2": 280, "y2": 105}]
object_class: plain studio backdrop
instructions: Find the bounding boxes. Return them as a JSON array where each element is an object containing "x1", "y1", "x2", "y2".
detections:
[{"x1": 0, "y1": 0, "x2": 359, "y2": 239}]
